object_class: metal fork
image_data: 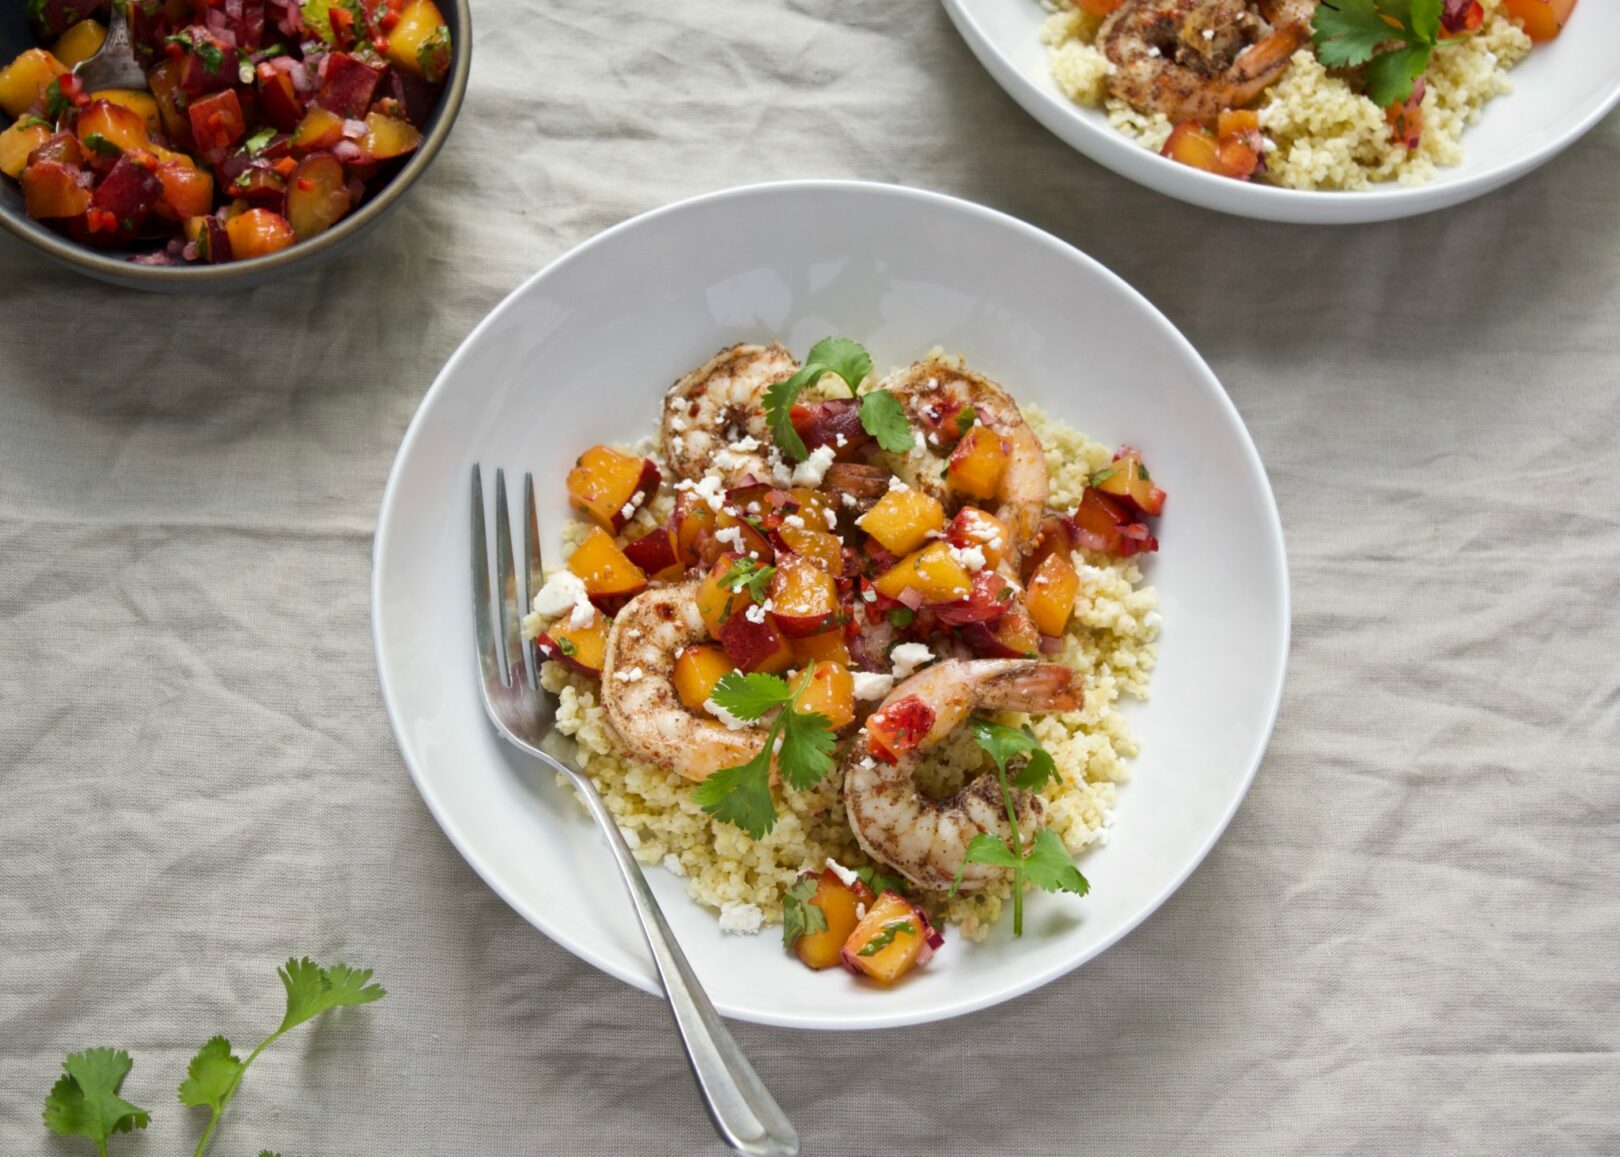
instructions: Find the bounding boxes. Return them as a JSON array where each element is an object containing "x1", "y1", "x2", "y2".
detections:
[{"x1": 471, "y1": 466, "x2": 799, "y2": 1157}]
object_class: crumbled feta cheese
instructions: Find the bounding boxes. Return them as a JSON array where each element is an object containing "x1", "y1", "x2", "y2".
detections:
[
  {"x1": 714, "y1": 524, "x2": 744, "y2": 549},
  {"x1": 620, "y1": 500, "x2": 638, "y2": 520},
  {"x1": 954, "y1": 544, "x2": 987, "y2": 572},
  {"x1": 841, "y1": 493, "x2": 857, "y2": 508},
  {"x1": 859, "y1": 755, "x2": 877, "y2": 770},
  {"x1": 927, "y1": 432, "x2": 940, "y2": 446},
  {"x1": 668, "y1": 414, "x2": 687, "y2": 432},
  {"x1": 746, "y1": 501, "x2": 761, "y2": 514},
  {"x1": 1147, "y1": 45, "x2": 1161, "y2": 57},
  {"x1": 687, "y1": 473, "x2": 726, "y2": 511},
  {"x1": 531, "y1": 569, "x2": 589, "y2": 617},
  {"x1": 731, "y1": 435, "x2": 760, "y2": 452},
  {"x1": 717, "y1": 902, "x2": 764, "y2": 935},
  {"x1": 1201, "y1": 27, "x2": 1214, "y2": 39},
  {"x1": 913, "y1": 431, "x2": 928, "y2": 453},
  {"x1": 613, "y1": 666, "x2": 645, "y2": 683},
  {"x1": 834, "y1": 433, "x2": 848, "y2": 448},
  {"x1": 889, "y1": 642, "x2": 934, "y2": 681},
  {"x1": 852, "y1": 671, "x2": 895, "y2": 701},
  {"x1": 782, "y1": 514, "x2": 806, "y2": 530},
  {"x1": 821, "y1": 506, "x2": 839, "y2": 530},
  {"x1": 669, "y1": 434, "x2": 684, "y2": 455},
  {"x1": 744, "y1": 600, "x2": 772, "y2": 624},
  {"x1": 825, "y1": 858, "x2": 859, "y2": 887},
  {"x1": 855, "y1": 902, "x2": 866, "y2": 920},
  {"x1": 791, "y1": 444, "x2": 837, "y2": 486},
  {"x1": 887, "y1": 478, "x2": 910, "y2": 494},
  {"x1": 705, "y1": 698, "x2": 752, "y2": 730}
]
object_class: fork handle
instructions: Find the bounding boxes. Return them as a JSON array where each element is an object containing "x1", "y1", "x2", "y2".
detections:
[{"x1": 569, "y1": 770, "x2": 800, "y2": 1157}]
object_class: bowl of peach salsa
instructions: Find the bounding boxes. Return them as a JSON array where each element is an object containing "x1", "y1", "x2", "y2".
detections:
[
  {"x1": 0, "y1": 0, "x2": 468, "y2": 288},
  {"x1": 519, "y1": 337, "x2": 1169, "y2": 988}
]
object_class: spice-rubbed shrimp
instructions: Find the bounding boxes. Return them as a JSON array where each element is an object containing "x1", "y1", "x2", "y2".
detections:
[
  {"x1": 878, "y1": 358, "x2": 1050, "y2": 567},
  {"x1": 661, "y1": 342, "x2": 800, "y2": 484},
  {"x1": 599, "y1": 582, "x2": 769, "y2": 782},
  {"x1": 1100, "y1": 0, "x2": 1314, "y2": 124},
  {"x1": 843, "y1": 659, "x2": 1081, "y2": 892}
]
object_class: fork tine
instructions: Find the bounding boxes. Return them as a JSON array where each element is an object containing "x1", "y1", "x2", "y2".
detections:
[
  {"x1": 471, "y1": 465, "x2": 503, "y2": 688},
  {"x1": 494, "y1": 468, "x2": 529, "y2": 691},
  {"x1": 523, "y1": 472, "x2": 542, "y2": 690}
]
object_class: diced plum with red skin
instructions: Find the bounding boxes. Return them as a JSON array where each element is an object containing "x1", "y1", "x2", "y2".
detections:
[
  {"x1": 173, "y1": 25, "x2": 239, "y2": 96},
  {"x1": 87, "y1": 153, "x2": 162, "y2": 237},
  {"x1": 128, "y1": 3, "x2": 174, "y2": 69},
  {"x1": 790, "y1": 399, "x2": 872, "y2": 460},
  {"x1": 958, "y1": 609, "x2": 1040, "y2": 660},
  {"x1": 820, "y1": 462, "x2": 890, "y2": 515},
  {"x1": 717, "y1": 608, "x2": 794, "y2": 674},
  {"x1": 188, "y1": 88, "x2": 247, "y2": 162},
  {"x1": 621, "y1": 526, "x2": 681, "y2": 579},
  {"x1": 197, "y1": 215, "x2": 233, "y2": 263},
  {"x1": 865, "y1": 695, "x2": 936, "y2": 763},
  {"x1": 1072, "y1": 488, "x2": 1158, "y2": 558},
  {"x1": 28, "y1": 0, "x2": 106, "y2": 42},
  {"x1": 385, "y1": 65, "x2": 437, "y2": 129},
  {"x1": 256, "y1": 63, "x2": 307, "y2": 132},
  {"x1": 218, "y1": 155, "x2": 288, "y2": 210},
  {"x1": 20, "y1": 159, "x2": 92, "y2": 219},
  {"x1": 218, "y1": 0, "x2": 266, "y2": 50},
  {"x1": 316, "y1": 53, "x2": 385, "y2": 119},
  {"x1": 933, "y1": 570, "x2": 1017, "y2": 627}
]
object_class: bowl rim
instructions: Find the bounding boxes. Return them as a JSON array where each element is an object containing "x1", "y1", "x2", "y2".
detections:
[
  {"x1": 940, "y1": 0, "x2": 1620, "y2": 224},
  {"x1": 370, "y1": 179, "x2": 1293, "y2": 1030},
  {"x1": 0, "y1": 0, "x2": 472, "y2": 283}
]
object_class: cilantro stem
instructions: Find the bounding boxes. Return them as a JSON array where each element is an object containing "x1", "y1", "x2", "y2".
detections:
[
  {"x1": 193, "y1": 1031, "x2": 276, "y2": 1157},
  {"x1": 993, "y1": 759, "x2": 1025, "y2": 936}
]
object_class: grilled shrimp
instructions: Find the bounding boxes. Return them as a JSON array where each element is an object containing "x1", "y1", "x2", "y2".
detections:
[
  {"x1": 599, "y1": 582, "x2": 769, "y2": 782},
  {"x1": 879, "y1": 358, "x2": 1050, "y2": 566},
  {"x1": 661, "y1": 342, "x2": 800, "y2": 483},
  {"x1": 1100, "y1": 0, "x2": 1315, "y2": 123},
  {"x1": 844, "y1": 659, "x2": 1081, "y2": 892}
]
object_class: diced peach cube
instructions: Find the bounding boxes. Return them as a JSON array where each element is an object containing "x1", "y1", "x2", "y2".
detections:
[{"x1": 857, "y1": 485, "x2": 945, "y2": 556}]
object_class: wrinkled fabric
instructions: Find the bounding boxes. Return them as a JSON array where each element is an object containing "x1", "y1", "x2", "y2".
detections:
[{"x1": 2, "y1": 0, "x2": 1619, "y2": 1152}]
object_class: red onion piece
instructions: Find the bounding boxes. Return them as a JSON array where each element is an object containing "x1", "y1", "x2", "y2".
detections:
[
  {"x1": 897, "y1": 587, "x2": 925, "y2": 610},
  {"x1": 332, "y1": 139, "x2": 363, "y2": 162},
  {"x1": 341, "y1": 118, "x2": 368, "y2": 139},
  {"x1": 1038, "y1": 634, "x2": 1064, "y2": 655}
]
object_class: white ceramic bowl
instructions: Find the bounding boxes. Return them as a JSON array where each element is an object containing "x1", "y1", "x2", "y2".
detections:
[
  {"x1": 941, "y1": 0, "x2": 1620, "y2": 224},
  {"x1": 372, "y1": 181, "x2": 1289, "y2": 1029}
]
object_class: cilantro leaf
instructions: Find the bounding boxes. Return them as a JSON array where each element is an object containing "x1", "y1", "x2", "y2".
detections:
[
  {"x1": 970, "y1": 716, "x2": 1042, "y2": 773},
  {"x1": 692, "y1": 754, "x2": 776, "y2": 838},
  {"x1": 804, "y1": 338, "x2": 872, "y2": 390},
  {"x1": 762, "y1": 338, "x2": 875, "y2": 461},
  {"x1": 708, "y1": 671, "x2": 790, "y2": 722},
  {"x1": 1364, "y1": 41, "x2": 1433, "y2": 107},
  {"x1": 955, "y1": 408, "x2": 978, "y2": 436},
  {"x1": 1011, "y1": 746, "x2": 1059, "y2": 791},
  {"x1": 243, "y1": 127, "x2": 276, "y2": 156},
  {"x1": 858, "y1": 390, "x2": 915, "y2": 454},
  {"x1": 43, "y1": 1048, "x2": 150, "y2": 1150},
  {"x1": 855, "y1": 865, "x2": 909, "y2": 896},
  {"x1": 947, "y1": 832, "x2": 1020, "y2": 897},
  {"x1": 856, "y1": 919, "x2": 917, "y2": 956},
  {"x1": 781, "y1": 875, "x2": 828, "y2": 950},
  {"x1": 176, "y1": 1036, "x2": 241, "y2": 1112},
  {"x1": 1311, "y1": 0, "x2": 1443, "y2": 105},
  {"x1": 717, "y1": 557, "x2": 775, "y2": 603},
  {"x1": 82, "y1": 133, "x2": 122, "y2": 158},
  {"x1": 887, "y1": 606, "x2": 915, "y2": 629},
  {"x1": 1090, "y1": 465, "x2": 1121, "y2": 488},
  {"x1": 1023, "y1": 829, "x2": 1090, "y2": 897},
  {"x1": 418, "y1": 24, "x2": 453, "y2": 85},
  {"x1": 278, "y1": 958, "x2": 386, "y2": 1034},
  {"x1": 778, "y1": 708, "x2": 836, "y2": 790}
]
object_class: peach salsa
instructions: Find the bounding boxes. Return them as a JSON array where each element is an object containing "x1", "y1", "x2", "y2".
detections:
[
  {"x1": 1043, "y1": 0, "x2": 1578, "y2": 190},
  {"x1": 0, "y1": 0, "x2": 453, "y2": 264},
  {"x1": 523, "y1": 340, "x2": 1165, "y2": 987}
]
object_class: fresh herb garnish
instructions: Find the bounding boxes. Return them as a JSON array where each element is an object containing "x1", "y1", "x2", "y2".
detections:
[
  {"x1": 887, "y1": 607, "x2": 915, "y2": 629},
  {"x1": 947, "y1": 718, "x2": 1085, "y2": 935},
  {"x1": 717, "y1": 557, "x2": 775, "y2": 603},
  {"x1": 243, "y1": 126, "x2": 276, "y2": 156},
  {"x1": 44, "y1": 78, "x2": 71, "y2": 121},
  {"x1": 43, "y1": 1049, "x2": 151, "y2": 1155},
  {"x1": 856, "y1": 919, "x2": 916, "y2": 956},
  {"x1": 781, "y1": 875, "x2": 829, "y2": 950},
  {"x1": 854, "y1": 865, "x2": 909, "y2": 896},
  {"x1": 21, "y1": 114, "x2": 51, "y2": 130},
  {"x1": 1312, "y1": 0, "x2": 1445, "y2": 107},
  {"x1": 1090, "y1": 465, "x2": 1120, "y2": 487},
  {"x1": 955, "y1": 408, "x2": 978, "y2": 435},
  {"x1": 417, "y1": 24, "x2": 453, "y2": 85},
  {"x1": 177, "y1": 959, "x2": 385, "y2": 1156},
  {"x1": 556, "y1": 637, "x2": 577, "y2": 657},
  {"x1": 763, "y1": 339, "x2": 914, "y2": 459},
  {"x1": 82, "y1": 133, "x2": 121, "y2": 158},
  {"x1": 299, "y1": 0, "x2": 366, "y2": 45},
  {"x1": 42, "y1": 959, "x2": 383, "y2": 1157},
  {"x1": 692, "y1": 672, "x2": 838, "y2": 838}
]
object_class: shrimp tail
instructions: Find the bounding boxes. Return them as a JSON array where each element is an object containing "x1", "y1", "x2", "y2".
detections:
[{"x1": 975, "y1": 662, "x2": 1081, "y2": 714}]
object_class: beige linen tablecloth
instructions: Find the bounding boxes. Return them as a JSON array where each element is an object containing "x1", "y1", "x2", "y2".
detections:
[{"x1": 3, "y1": 2, "x2": 1618, "y2": 1153}]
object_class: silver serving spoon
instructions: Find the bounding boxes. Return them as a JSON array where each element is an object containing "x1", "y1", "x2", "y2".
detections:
[{"x1": 73, "y1": 4, "x2": 148, "y2": 92}]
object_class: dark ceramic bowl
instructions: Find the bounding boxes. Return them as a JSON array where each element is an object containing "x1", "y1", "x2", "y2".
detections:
[{"x1": 0, "y1": 1, "x2": 469, "y2": 291}]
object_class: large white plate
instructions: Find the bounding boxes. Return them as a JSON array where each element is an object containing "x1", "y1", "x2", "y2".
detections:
[
  {"x1": 372, "y1": 182, "x2": 1289, "y2": 1029},
  {"x1": 942, "y1": 0, "x2": 1620, "y2": 224}
]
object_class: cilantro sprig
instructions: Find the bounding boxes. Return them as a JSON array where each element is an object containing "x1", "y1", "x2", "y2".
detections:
[
  {"x1": 763, "y1": 338, "x2": 914, "y2": 461},
  {"x1": 1312, "y1": 0, "x2": 1446, "y2": 107},
  {"x1": 781, "y1": 875, "x2": 830, "y2": 949},
  {"x1": 948, "y1": 718, "x2": 1087, "y2": 935},
  {"x1": 693, "y1": 671, "x2": 838, "y2": 838},
  {"x1": 42, "y1": 958, "x2": 384, "y2": 1157},
  {"x1": 717, "y1": 556, "x2": 776, "y2": 604},
  {"x1": 856, "y1": 919, "x2": 916, "y2": 956}
]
